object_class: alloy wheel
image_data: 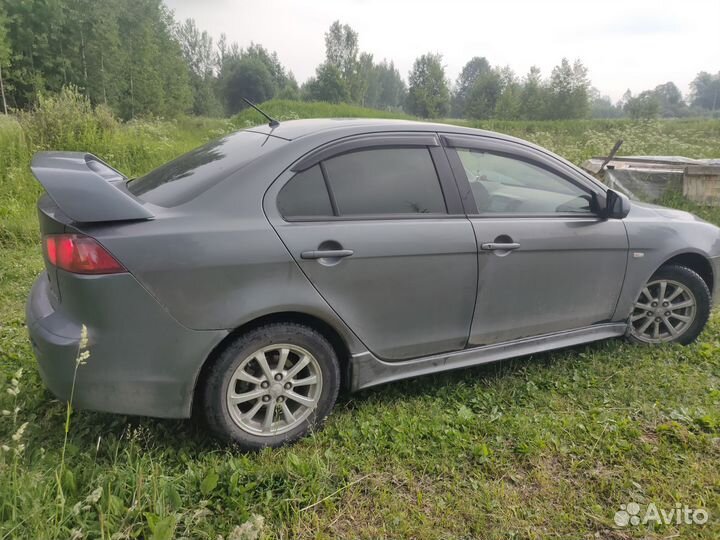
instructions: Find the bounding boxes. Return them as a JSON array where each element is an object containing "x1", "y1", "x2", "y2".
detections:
[
  {"x1": 630, "y1": 279, "x2": 697, "y2": 343},
  {"x1": 225, "y1": 344, "x2": 323, "y2": 436}
]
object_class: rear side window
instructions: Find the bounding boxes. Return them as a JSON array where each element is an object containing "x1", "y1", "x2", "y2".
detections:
[
  {"x1": 128, "y1": 131, "x2": 285, "y2": 207},
  {"x1": 323, "y1": 148, "x2": 447, "y2": 216},
  {"x1": 277, "y1": 165, "x2": 334, "y2": 218}
]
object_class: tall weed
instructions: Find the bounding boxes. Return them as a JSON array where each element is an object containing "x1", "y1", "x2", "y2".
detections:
[{"x1": 18, "y1": 86, "x2": 118, "y2": 153}]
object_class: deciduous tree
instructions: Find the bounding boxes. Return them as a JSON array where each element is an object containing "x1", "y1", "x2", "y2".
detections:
[
  {"x1": 406, "y1": 53, "x2": 449, "y2": 118},
  {"x1": 547, "y1": 58, "x2": 590, "y2": 119},
  {"x1": 690, "y1": 71, "x2": 720, "y2": 111}
]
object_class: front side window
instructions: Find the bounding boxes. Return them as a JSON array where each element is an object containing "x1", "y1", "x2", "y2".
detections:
[
  {"x1": 456, "y1": 149, "x2": 595, "y2": 214},
  {"x1": 323, "y1": 148, "x2": 447, "y2": 216}
]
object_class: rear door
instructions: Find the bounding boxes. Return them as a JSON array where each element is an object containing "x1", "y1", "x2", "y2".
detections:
[
  {"x1": 442, "y1": 134, "x2": 629, "y2": 346},
  {"x1": 265, "y1": 133, "x2": 477, "y2": 361}
]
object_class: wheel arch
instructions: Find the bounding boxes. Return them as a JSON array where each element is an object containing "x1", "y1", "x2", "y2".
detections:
[
  {"x1": 658, "y1": 252, "x2": 714, "y2": 294},
  {"x1": 191, "y1": 311, "x2": 353, "y2": 416}
]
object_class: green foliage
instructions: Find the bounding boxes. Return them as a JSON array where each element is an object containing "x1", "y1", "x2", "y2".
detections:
[
  {"x1": 222, "y1": 56, "x2": 276, "y2": 114},
  {"x1": 519, "y1": 66, "x2": 547, "y2": 120},
  {"x1": 0, "y1": 0, "x2": 193, "y2": 119},
  {"x1": 463, "y1": 117, "x2": 720, "y2": 165},
  {"x1": 301, "y1": 21, "x2": 359, "y2": 106},
  {"x1": 546, "y1": 58, "x2": 590, "y2": 119},
  {"x1": 372, "y1": 60, "x2": 406, "y2": 110},
  {"x1": 216, "y1": 42, "x2": 298, "y2": 115},
  {"x1": 590, "y1": 92, "x2": 624, "y2": 119},
  {"x1": 618, "y1": 82, "x2": 693, "y2": 120},
  {"x1": 494, "y1": 83, "x2": 521, "y2": 120},
  {"x1": 452, "y1": 58, "x2": 591, "y2": 121},
  {"x1": 324, "y1": 20, "x2": 360, "y2": 99},
  {"x1": 18, "y1": 86, "x2": 117, "y2": 150},
  {"x1": 690, "y1": 71, "x2": 720, "y2": 112},
  {"x1": 465, "y1": 71, "x2": 503, "y2": 120},
  {"x1": 174, "y1": 18, "x2": 222, "y2": 117},
  {"x1": 452, "y1": 56, "x2": 492, "y2": 117},
  {"x1": 406, "y1": 53, "x2": 450, "y2": 118},
  {"x1": 301, "y1": 21, "x2": 405, "y2": 111},
  {"x1": 244, "y1": 44, "x2": 291, "y2": 90},
  {"x1": 624, "y1": 91, "x2": 661, "y2": 120},
  {"x1": 302, "y1": 63, "x2": 350, "y2": 104}
]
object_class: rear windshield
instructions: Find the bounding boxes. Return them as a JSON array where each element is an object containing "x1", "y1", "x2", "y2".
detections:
[{"x1": 127, "y1": 131, "x2": 286, "y2": 207}]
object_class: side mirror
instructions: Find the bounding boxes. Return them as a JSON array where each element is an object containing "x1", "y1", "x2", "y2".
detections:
[{"x1": 605, "y1": 189, "x2": 631, "y2": 219}]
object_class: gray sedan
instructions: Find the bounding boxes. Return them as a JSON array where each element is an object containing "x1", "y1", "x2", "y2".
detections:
[{"x1": 26, "y1": 118, "x2": 720, "y2": 449}]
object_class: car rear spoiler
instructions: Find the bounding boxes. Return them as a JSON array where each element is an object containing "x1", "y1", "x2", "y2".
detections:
[{"x1": 30, "y1": 152, "x2": 154, "y2": 223}]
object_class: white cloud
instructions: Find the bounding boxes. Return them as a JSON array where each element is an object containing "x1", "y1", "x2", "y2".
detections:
[{"x1": 165, "y1": 0, "x2": 719, "y2": 101}]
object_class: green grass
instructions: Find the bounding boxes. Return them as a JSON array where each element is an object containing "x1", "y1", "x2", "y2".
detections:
[{"x1": 1, "y1": 99, "x2": 719, "y2": 538}]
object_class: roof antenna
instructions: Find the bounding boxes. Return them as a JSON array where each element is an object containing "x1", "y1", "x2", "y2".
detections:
[{"x1": 242, "y1": 97, "x2": 280, "y2": 128}]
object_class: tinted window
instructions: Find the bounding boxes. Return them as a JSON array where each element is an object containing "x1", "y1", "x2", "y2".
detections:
[
  {"x1": 456, "y1": 149, "x2": 594, "y2": 214},
  {"x1": 128, "y1": 131, "x2": 285, "y2": 207},
  {"x1": 277, "y1": 165, "x2": 334, "y2": 218},
  {"x1": 323, "y1": 148, "x2": 446, "y2": 216}
]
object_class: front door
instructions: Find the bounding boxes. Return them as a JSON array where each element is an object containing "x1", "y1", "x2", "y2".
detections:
[
  {"x1": 266, "y1": 137, "x2": 478, "y2": 360},
  {"x1": 443, "y1": 135, "x2": 629, "y2": 346}
]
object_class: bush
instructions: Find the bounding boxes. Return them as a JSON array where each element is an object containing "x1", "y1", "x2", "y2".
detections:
[{"x1": 18, "y1": 86, "x2": 118, "y2": 151}]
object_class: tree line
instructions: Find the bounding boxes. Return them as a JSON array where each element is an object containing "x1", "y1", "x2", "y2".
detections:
[{"x1": 0, "y1": 0, "x2": 718, "y2": 120}]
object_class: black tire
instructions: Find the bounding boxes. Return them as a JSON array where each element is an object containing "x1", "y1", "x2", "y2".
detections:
[
  {"x1": 628, "y1": 264, "x2": 711, "y2": 346},
  {"x1": 202, "y1": 322, "x2": 340, "y2": 450}
]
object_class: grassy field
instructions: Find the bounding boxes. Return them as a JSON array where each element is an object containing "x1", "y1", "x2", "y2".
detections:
[{"x1": 1, "y1": 97, "x2": 719, "y2": 538}]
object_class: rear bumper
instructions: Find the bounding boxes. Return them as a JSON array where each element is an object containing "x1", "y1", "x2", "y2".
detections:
[{"x1": 26, "y1": 272, "x2": 227, "y2": 418}]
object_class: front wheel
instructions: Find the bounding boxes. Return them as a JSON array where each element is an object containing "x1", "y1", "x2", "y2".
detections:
[
  {"x1": 202, "y1": 323, "x2": 340, "y2": 450},
  {"x1": 629, "y1": 264, "x2": 711, "y2": 345}
]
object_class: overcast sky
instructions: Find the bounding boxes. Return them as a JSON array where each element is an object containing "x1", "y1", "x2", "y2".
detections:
[{"x1": 165, "y1": 0, "x2": 719, "y2": 101}]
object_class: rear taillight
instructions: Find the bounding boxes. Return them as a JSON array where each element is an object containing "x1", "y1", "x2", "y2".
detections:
[{"x1": 43, "y1": 234, "x2": 126, "y2": 274}]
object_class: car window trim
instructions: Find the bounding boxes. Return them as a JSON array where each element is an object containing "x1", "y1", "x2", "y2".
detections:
[
  {"x1": 440, "y1": 133, "x2": 603, "y2": 217},
  {"x1": 318, "y1": 161, "x2": 340, "y2": 216},
  {"x1": 291, "y1": 132, "x2": 440, "y2": 172},
  {"x1": 282, "y1": 213, "x2": 468, "y2": 223},
  {"x1": 280, "y1": 137, "x2": 466, "y2": 221},
  {"x1": 466, "y1": 213, "x2": 606, "y2": 220},
  {"x1": 429, "y1": 145, "x2": 463, "y2": 214}
]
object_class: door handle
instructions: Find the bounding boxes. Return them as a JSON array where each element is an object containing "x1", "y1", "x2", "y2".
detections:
[
  {"x1": 480, "y1": 242, "x2": 521, "y2": 251},
  {"x1": 301, "y1": 249, "x2": 354, "y2": 260}
]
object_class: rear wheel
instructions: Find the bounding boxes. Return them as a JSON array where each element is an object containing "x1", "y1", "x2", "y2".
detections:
[
  {"x1": 629, "y1": 265, "x2": 710, "y2": 345},
  {"x1": 202, "y1": 323, "x2": 340, "y2": 450}
]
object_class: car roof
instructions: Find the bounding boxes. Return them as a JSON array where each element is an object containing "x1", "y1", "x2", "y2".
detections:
[{"x1": 245, "y1": 117, "x2": 506, "y2": 142}]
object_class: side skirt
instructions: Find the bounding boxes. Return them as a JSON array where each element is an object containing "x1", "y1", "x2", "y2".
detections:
[{"x1": 349, "y1": 323, "x2": 628, "y2": 391}]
